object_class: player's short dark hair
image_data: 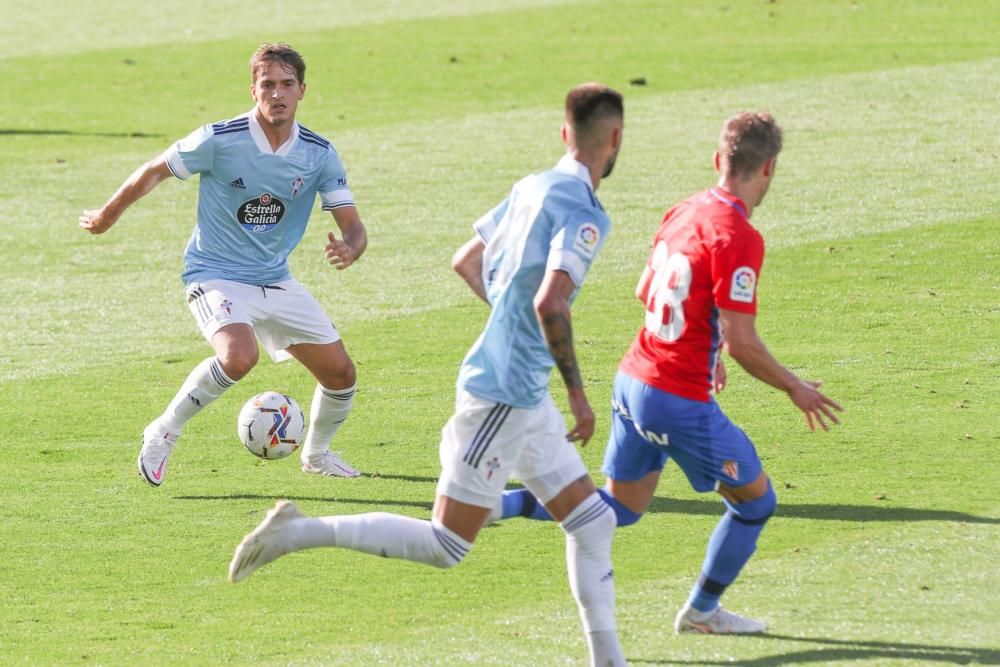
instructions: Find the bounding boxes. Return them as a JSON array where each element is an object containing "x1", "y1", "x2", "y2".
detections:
[
  {"x1": 718, "y1": 111, "x2": 783, "y2": 178},
  {"x1": 565, "y1": 83, "x2": 624, "y2": 143},
  {"x1": 250, "y1": 43, "x2": 306, "y2": 84}
]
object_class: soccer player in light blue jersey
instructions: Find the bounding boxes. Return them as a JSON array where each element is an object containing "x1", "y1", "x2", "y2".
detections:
[
  {"x1": 80, "y1": 44, "x2": 368, "y2": 484},
  {"x1": 229, "y1": 83, "x2": 627, "y2": 667}
]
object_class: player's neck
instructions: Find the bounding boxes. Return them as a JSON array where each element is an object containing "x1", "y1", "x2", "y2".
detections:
[
  {"x1": 716, "y1": 178, "x2": 756, "y2": 218},
  {"x1": 255, "y1": 109, "x2": 295, "y2": 151}
]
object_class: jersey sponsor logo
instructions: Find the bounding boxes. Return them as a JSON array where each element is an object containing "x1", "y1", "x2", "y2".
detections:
[
  {"x1": 229, "y1": 177, "x2": 246, "y2": 189},
  {"x1": 573, "y1": 222, "x2": 601, "y2": 258},
  {"x1": 237, "y1": 193, "x2": 287, "y2": 232},
  {"x1": 730, "y1": 266, "x2": 757, "y2": 303}
]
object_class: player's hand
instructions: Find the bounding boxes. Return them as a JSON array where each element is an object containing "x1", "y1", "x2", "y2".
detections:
[
  {"x1": 565, "y1": 387, "x2": 595, "y2": 446},
  {"x1": 713, "y1": 357, "x2": 728, "y2": 394},
  {"x1": 324, "y1": 231, "x2": 356, "y2": 269},
  {"x1": 78, "y1": 209, "x2": 115, "y2": 235},
  {"x1": 788, "y1": 379, "x2": 843, "y2": 431}
]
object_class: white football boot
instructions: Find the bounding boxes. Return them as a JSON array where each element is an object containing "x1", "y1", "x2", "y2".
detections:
[
  {"x1": 674, "y1": 604, "x2": 766, "y2": 634},
  {"x1": 137, "y1": 421, "x2": 179, "y2": 487},
  {"x1": 301, "y1": 450, "x2": 361, "y2": 478},
  {"x1": 229, "y1": 501, "x2": 304, "y2": 583}
]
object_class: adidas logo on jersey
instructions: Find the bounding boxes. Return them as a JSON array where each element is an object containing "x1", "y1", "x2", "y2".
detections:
[{"x1": 230, "y1": 177, "x2": 246, "y2": 189}]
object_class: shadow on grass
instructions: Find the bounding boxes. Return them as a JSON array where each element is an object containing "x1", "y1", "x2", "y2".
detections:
[
  {"x1": 175, "y1": 493, "x2": 433, "y2": 511},
  {"x1": 645, "y1": 496, "x2": 999, "y2": 525},
  {"x1": 631, "y1": 633, "x2": 1000, "y2": 665},
  {"x1": 0, "y1": 127, "x2": 164, "y2": 138}
]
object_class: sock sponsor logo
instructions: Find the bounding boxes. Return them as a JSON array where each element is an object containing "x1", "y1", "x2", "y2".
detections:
[{"x1": 186, "y1": 393, "x2": 202, "y2": 407}]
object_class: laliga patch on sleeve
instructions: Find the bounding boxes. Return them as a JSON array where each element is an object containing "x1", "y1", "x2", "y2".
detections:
[
  {"x1": 729, "y1": 266, "x2": 757, "y2": 303},
  {"x1": 572, "y1": 222, "x2": 601, "y2": 259}
]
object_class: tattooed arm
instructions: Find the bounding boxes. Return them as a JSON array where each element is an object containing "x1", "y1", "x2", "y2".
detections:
[{"x1": 534, "y1": 269, "x2": 594, "y2": 445}]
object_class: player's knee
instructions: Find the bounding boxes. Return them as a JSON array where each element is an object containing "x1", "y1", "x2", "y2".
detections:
[
  {"x1": 562, "y1": 496, "x2": 617, "y2": 547},
  {"x1": 598, "y1": 488, "x2": 643, "y2": 527},
  {"x1": 319, "y1": 357, "x2": 356, "y2": 389},
  {"x1": 731, "y1": 480, "x2": 776, "y2": 524},
  {"x1": 219, "y1": 348, "x2": 258, "y2": 380},
  {"x1": 429, "y1": 522, "x2": 471, "y2": 569}
]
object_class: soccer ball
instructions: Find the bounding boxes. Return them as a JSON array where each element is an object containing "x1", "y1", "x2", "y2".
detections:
[{"x1": 237, "y1": 392, "x2": 306, "y2": 460}]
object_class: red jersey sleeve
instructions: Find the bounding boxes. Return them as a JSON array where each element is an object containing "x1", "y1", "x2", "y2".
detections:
[{"x1": 711, "y1": 224, "x2": 765, "y2": 314}]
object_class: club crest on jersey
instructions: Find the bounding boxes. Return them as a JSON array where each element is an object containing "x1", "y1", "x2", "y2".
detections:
[
  {"x1": 237, "y1": 193, "x2": 286, "y2": 233},
  {"x1": 730, "y1": 266, "x2": 757, "y2": 303},
  {"x1": 722, "y1": 460, "x2": 740, "y2": 480},
  {"x1": 573, "y1": 222, "x2": 601, "y2": 258},
  {"x1": 291, "y1": 176, "x2": 304, "y2": 198}
]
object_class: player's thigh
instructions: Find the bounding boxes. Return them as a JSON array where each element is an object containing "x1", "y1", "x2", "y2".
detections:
[
  {"x1": 186, "y1": 280, "x2": 259, "y2": 342},
  {"x1": 253, "y1": 278, "x2": 340, "y2": 363},
  {"x1": 512, "y1": 394, "x2": 590, "y2": 508},
  {"x1": 667, "y1": 400, "x2": 763, "y2": 493},
  {"x1": 602, "y1": 371, "x2": 670, "y2": 488},
  {"x1": 435, "y1": 391, "x2": 524, "y2": 510}
]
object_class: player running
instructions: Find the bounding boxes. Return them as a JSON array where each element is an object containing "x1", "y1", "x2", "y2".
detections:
[
  {"x1": 492, "y1": 111, "x2": 843, "y2": 634},
  {"x1": 230, "y1": 83, "x2": 628, "y2": 667},
  {"x1": 80, "y1": 43, "x2": 367, "y2": 483}
]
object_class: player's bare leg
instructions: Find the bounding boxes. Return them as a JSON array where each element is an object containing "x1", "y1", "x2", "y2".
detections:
[{"x1": 287, "y1": 341, "x2": 360, "y2": 477}]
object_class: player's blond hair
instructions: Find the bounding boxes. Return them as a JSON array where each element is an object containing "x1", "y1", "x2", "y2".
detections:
[
  {"x1": 250, "y1": 43, "x2": 306, "y2": 84},
  {"x1": 718, "y1": 112, "x2": 783, "y2": 179}
]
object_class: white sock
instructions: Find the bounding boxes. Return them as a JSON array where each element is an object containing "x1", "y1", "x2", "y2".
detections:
[
  {"x1": 301, "y1": 383, "x2": 355, "y2": 459},
  {"x1": 158, "y1": 357, "x2": 235, "y2": 431},
  {"x1": 561, "y1": 492, "x2": 625, "y2": 666},
  {"x1": 283, "y1": 513, "x2": 471, "y2": 569}
]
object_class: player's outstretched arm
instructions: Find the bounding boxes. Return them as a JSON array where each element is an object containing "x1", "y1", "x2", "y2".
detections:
[
  {"x1": 451, "y1": 236, "x2": 488, "y2": 304},
  {"x1": 534, "y1": 269, "x2": 594, "y2": 445},
  {"x1": 719, "y1": 308, "x2": 843, "y2": 431},
  {"x1": 78, "y1": 156, "x2": 173, "y2": 234},
  {"x1": 325, "y1": 206, "x2": 368, "y2": 269}
]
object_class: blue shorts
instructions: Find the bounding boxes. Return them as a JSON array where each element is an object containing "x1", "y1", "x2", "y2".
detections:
[{"x1": 601, "y1": 371, "x2": 762, "y2": 492}]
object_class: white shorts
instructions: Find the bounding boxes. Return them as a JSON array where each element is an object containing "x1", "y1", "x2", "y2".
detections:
[
  {"x1": 436, "y1": 390, "x2": 589, "y2": 509},
  {"x1": 185, "y1": 278, "x2": 339, "y2": 362}
]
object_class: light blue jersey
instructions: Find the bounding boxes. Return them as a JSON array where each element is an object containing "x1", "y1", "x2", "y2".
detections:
[
  {"x1": 163, "y1": 110, "x2": 355, "y2": 285},
  {"x1": 457, "y1": 156, "x2": 611, "y2": 409}
]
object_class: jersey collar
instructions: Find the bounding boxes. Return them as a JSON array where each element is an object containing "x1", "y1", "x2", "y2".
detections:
[
  {"x1": 708, "y1": 187, "x2": 749, "y2": 221},
  {"x1": 247, "y1": 109, "x2": 299, "y2": 156},
  {"x1": 555, "y1": 154, "x2": 596, "y2": 192}
]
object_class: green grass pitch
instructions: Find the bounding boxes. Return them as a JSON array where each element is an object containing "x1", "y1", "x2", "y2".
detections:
[{"x1": 1, "y1": 1, "x2": 998, "y2": 664}]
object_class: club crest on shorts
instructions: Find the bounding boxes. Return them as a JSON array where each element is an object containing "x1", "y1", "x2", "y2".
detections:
[
  {"x1": 485, "y1": 456, "x2": 501, "y2": 480},
  {"x1": 722, "y1": 460, "x2": 740, "y2": 480}
]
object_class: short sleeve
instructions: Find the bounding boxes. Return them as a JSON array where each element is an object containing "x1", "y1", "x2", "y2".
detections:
[
  {"x1": 712, "y1": 228, "x2": 765, "y2": 314},
  {"x1": 473, "y1": 198, "x2": 509, "y2": 244},
  {"x1": 163, "y1": 125, "x2": 214, "y2": 180},
  {"x1": 546, "y1": 208, "x2": 610, "y2": 286},
  {"x1": 319, "y1": 148, "x2": 355, "y2": 210}
]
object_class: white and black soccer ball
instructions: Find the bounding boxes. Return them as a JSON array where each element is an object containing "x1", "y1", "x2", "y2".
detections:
[{"x1": 237, "y1": 391, "x2": 306, "y2": 460}]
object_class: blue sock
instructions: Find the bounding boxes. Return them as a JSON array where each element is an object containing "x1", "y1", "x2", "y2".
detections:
[
  {"x1": 499, "y1": 487, "x2": 643, "y2": 526},
  {"x1": 687, "y1": 482, "x2": 776, "y2": 613},
  {"x1": 500, "y1": 488, "x2": 551, "y2": 520}
]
